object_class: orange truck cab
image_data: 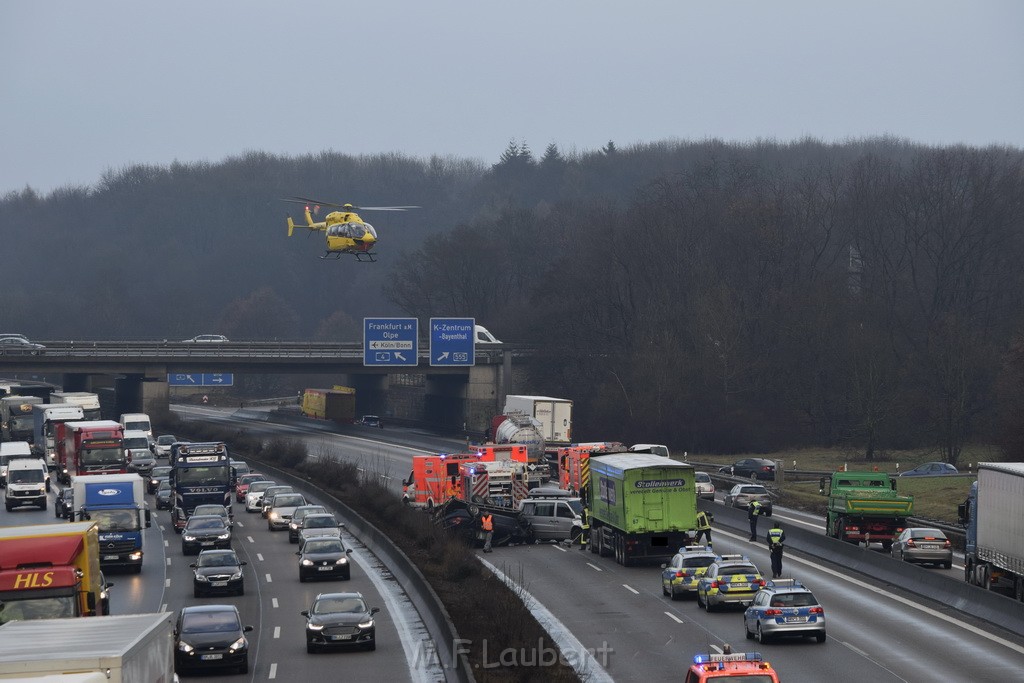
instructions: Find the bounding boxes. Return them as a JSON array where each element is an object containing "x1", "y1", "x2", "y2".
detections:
[
  {"x1": 458, "y1": 459, "x2": 531, "y2": 508},
  {"x1": 685, "y1": 651, "x2": 780, "y2": 682},
  {"x1": 402, "y1": 451, "x2": 496, "y2": 509},
  {"x1": 557, "y1": 442, "x2": 625, "y2": 494}
]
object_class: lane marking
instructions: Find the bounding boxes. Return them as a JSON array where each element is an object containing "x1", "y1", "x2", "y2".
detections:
[
  {"x1": 160, "y1": 603, "x2": 167, "y2": 612},
  {"x1": 665, "y1": 611, "x2": 684, "y2": 624},
  {"x1": 273, "y1": 626, "x2": 280, "y2": 639},
  {"x1": 272, "y1": 598, "x2": 279, "y2": 608},
  {"x1": 166, "y1": 557, "x2": 171, "y2": 566},
  {"x1": 164, "y1": 578, "x2": 171, "y2": 588},
  {"x1": 480, "y1": 558, "x2": 614, "y2": 683},
  {"x1": 269, "y1": 662, "x2": 277, "y2": 679},
  {"x1": 265, "y1": 573, "x2": 272, "y2": 583},
  {"x1": 247, "y1": 535, "x2": 255, "y2": 543},
  {"x1": 257, "y1": 553, "x2": 264, "y2": 561},
  {"x1": 552, "y1": 544, "x2": 567, "y2": 553},
  {"x1": 623, "y1": 584, "x2": 639, "y2": 595},
  {"x1": 163, "y1": 539, "x2": 168, "y2": 547},
  {"x1": 586, "y1": 562, "x2": 603, "y2": 572}
]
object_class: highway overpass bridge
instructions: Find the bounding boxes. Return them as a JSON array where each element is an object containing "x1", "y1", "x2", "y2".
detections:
[{"x1": 0, "y1": 341, "x2": 515, "y2": 431}]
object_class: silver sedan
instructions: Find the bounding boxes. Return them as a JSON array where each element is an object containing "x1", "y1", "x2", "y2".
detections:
[{"x1": 891, "y1": 528, "x2": 953, "y2": 568}]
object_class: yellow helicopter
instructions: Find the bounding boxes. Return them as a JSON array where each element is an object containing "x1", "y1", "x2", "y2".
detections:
[{"x1": 283, "y1": 196, "x2": 419, "y2": 261}]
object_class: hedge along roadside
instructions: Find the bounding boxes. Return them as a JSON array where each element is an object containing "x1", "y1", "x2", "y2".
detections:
[{"x1": 243, "y1": 455, "x2": 474, "y2": 683}]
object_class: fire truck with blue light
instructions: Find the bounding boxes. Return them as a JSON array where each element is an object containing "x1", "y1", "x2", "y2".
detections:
[
  {"x1": 402, "y1": 451, "x2": 497, "y2": 508},
  {"x1": 685, "y1": 650, "x2": 780, "y2": 682}
]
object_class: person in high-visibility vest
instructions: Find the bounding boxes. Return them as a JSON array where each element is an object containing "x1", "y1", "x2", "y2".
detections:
[
  {"x1": 695, "y1": 510, "x2": 714, "y2": 548},
  {"x1": 748, "y1": 501, "x2": 763, "y2": 541},
  {"x1": 481, "y1": 512, "x2": 494, "y2": 553},
  {"x1": 578, "y1": 506, "x2": 590, "y2": 549},
  {"x1": 766, "y1": 521, "x2": 786, "y2": 578},
  {"x1": 445, "y1": 476, "x2": 458, "y2": 500}
]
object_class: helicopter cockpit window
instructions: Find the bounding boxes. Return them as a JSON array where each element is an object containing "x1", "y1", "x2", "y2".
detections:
[{"x1": 363, "y1": 223, "x2": 377, "y2": 238}]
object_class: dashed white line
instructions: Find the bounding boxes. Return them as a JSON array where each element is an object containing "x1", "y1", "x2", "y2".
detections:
[
  {"x1": 166, "y1": 557, "x2": 172, "y2": 566},
  {"x1": 665, "y1": 611, "x2": 684, "y2": 624},
  {"x1": 552, "y1": 544, "x2": 567, "y2": 553},
  {"x1": 273, "y1": 626, "x2": 280, "y2": 639},
  {"x1": 623, "y1": 584, "x2": 639, "y2": 595},
  {"x1": 272, "y1": 598, "x2": 279, "y2": 608},
  {"x1": 269, "y1": 662, "x2": 278, "y2": 679},
  {"x1": 265, "y1": 573, "x2": 273, "y2": 583},
  {"x1": 247, "y1": 536, "x2": 255, "y2": 544},
  {"x1": 257, "y1": 553, "x2": 264, "y2": 561},
  {"x1": 163, "y1": 539, "x2": 168, "y2": 547},
  {"x1": 586, "y1": 562, "x2": 603, "y2": 572},
  {"x1": 160, "y1": 603, "x2": 168, "y2": 612},
  {"x1": 164, "y1": 578, "x2": 171, "y2": 588}
]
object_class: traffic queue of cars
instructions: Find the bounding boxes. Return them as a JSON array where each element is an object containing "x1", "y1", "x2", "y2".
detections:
[{"x1": 152, "y1": 458, "x2": 379, "y2": 675}]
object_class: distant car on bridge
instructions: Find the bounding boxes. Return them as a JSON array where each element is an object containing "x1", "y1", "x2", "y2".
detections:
[{"x1": 183, "y1": 334, "x2": 229, "y2": 343}]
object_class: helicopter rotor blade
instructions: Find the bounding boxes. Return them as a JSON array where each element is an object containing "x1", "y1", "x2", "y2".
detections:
[
  {"x1": 357, "y1": 206, "x2": 421, "y2": 211},
  {"x1": 283, "y1": 196, "x2": 351, "y2": 208}
]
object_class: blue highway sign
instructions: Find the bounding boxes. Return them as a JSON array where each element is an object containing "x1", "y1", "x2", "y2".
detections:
[
  {"x1": 168, "y1": 373, "x2": 234, "y2": 387},
  {"x1": 430, "y1": 318, "x2": 475, "y2": 367},
  {"x1": 364, "y1": 318, "x2": 419, "y2": 367}
]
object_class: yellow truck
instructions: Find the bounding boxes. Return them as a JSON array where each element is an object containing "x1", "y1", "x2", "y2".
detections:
[
  {"x1": 0, "y1": 521, "x2": 109, "y2": 623},
  {"x1": 301, "y1": 386, "x2": 356, "y2": 424}
]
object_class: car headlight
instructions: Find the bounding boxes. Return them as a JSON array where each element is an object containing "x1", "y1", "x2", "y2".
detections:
[
  {"x1": 289, "y1": 522, "x2": 300, "y2": 529},
  {"x1": 268, "y1": 512, "x2": 279, "y2": 520},
  {"x1": 228, "y1": 636, "x2": 247, "y2": 652},
  {"x1": 183, "y1": 534, "x2": 196, "y2": 541},
  {"x1": 230, "y1": 572, "x2": 242, "y2": 580},
  {"x1": 301, "y1": 559, "x2": 314, "y2": 566},
  {"x1": 306, "y1": 622, "x2": 324, "y2": 631},
  {"x1": 178, "y1": 641, "x2": 194, "y2": 653},
  {"x1": 358, "y1": 619, "x2": 374, "y2": 629},
  {"x1": 336, "y1": 557, "x2": 348, "y2": 565},
  {"x1": 195, "y1": 574, "x2": 209, "y2": 582},
  {"x1": 217, "y1": 532, "x2": 230, "y2": 540}
]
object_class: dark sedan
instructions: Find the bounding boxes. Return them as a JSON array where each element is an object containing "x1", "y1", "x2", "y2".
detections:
[
  {"x1": 720, "y1": 458, "x2": 777, "y2": 481},
  {"x1": 149, "y1": 466, "x2": 172, "y2": 494},
  {"x1": 155, "y1": 481, "x2": 173, "y2": 510},
  {"x1": 191, "y1": 549, "x2": 247, "y2": 597},
  {"x1": 174, "y1": 604, "x2": 252, "y2": 675},
  {"x1": 301, "y1": 592, "x2": 379, "y2": 652},
  {"x1": 298, "y1": 536, "x2": 353, "y2": 582},
  {"x1": 181, "y1": 515, "x2": 232, "y2": 555}
]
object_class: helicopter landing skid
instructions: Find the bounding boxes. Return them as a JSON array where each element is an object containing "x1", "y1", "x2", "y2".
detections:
[{"x1": 320, "y1": 251, "x2": 376, "y2": 262}]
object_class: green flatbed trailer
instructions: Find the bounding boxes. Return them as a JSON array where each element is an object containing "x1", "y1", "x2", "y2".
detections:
[
  {"x1": 587, "y1": 453, "x2": 698, "y2": 566},
  {"x1": 821, "y1": 471, "x2": 913, "y2": 549}
]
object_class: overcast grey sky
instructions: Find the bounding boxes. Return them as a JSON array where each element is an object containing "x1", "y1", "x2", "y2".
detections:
[{"x1": 2, "y1": 1, "x2": 1022, "y2": 196}]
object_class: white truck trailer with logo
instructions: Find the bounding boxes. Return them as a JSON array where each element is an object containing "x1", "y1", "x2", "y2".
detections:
[{"x1": 49, "y1": 391, "x2": 102, "y2": 421}]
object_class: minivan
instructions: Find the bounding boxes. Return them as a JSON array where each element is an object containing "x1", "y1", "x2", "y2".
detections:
[
  {"x1": 119, "y1": 412, "x2": 153, "y2": 440},
  {"x1": 5, "y1": 457, "x2": 49, "y2": 510},
  {"x1": 517, "y1": 494, "x2": 586, "y2": 541}
]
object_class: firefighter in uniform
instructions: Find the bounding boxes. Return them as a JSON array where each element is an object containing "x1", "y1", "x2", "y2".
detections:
[
  {"x1": 446, "y1": 476, "x2": 458, "y2": 500},
  {"x1": 481, "y1": 512, "x2": 494, "y2": 553},
  {"x1": 578, "y1": 505, "x2": 590, "y2": 549},
  {"x1": 748, "y1": 500, "x2": 763, "y2": 541},
  {"x1": 695, "y1": 510, "x2": 714, "y2": 548},
  {"x1": 766, "y1": 521, "x2": 786, "y2": 578}
]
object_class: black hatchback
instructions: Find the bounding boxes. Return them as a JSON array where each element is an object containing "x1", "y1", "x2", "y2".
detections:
[
  {"x1": 174, "y1": 604, "x2": 253, "y2": 675},
  {"x1": 191, "y1": 549, "x2": 247, "y2": 597},
  {"x1": 720, "y1": 458, "x2": 777, "y2": 481},
  {"x1": 302, "y1": 592, "x2": 380, "y2": 652}
]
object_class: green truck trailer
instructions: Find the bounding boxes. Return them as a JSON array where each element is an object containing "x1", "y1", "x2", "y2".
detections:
[
  {"x1": 819, "y1": 470, "x2": 914, "y2": 549},
  {"x1": 588, "y1": 453, "x2": 698, "y2": 566}
]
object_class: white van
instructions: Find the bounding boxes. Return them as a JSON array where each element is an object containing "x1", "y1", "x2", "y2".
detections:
[
  {"x1": 119, "y1": 413, "x2": 153, "y2": 440},
  {"x1": 5, "y1": 457, "x2": 49, "y2": 510},
  {"x1": 628, "y1": 443, "x2": 671, "y2": 458},
  {"x1": 517, "y1": 493, "x2": 586, "y2": 541},
  {"x1": 0, "y1": 441, "x2": 35, "y2": 487}
]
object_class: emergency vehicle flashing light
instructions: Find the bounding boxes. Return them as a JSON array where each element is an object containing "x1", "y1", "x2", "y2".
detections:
[{"x1": 693, "y1": 652, "x2": 764, "y2": 665}]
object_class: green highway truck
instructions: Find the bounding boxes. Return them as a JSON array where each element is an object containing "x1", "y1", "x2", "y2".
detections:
[
  {"x1": 820, "y1": 470, "x2": 913, "y2": 549},
  {"x1": 588, "y1": 453, "x2": 698, "y2": 566}
]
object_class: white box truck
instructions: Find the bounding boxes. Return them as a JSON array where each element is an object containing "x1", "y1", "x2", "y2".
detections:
[
  {"x1": 50, "y1": 391, "x2": 102, "y2": 421},
  {"x1": 0, "y1": 612, "x2": 174, "y2": 682},
  {"x1": 959, "y1": 462, "x2": 1024, "y2": 599},
  {"x1": 503, "y1": 395, "x2": 573, "y2": 445}
]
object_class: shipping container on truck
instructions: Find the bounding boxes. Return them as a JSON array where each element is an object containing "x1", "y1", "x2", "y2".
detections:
[
  {"x1": 72, "y1": 474, "x2": 150, "y2": 572},
  {"x1": 587, "y1": 453, "x2": 698, "y2": 566},
  {"x1": 301, "y1": 386, "x2": 356, "y2": 424},
  {"x1": 58, "y1": 420, "x2": 127, "y2": 484},
  {"x1": 0, "y1": 612, "x2": 175, "y2": 682},
  {"x1": 0, "y1": 521, "x2": 108, "y2": 620},
  {"x1": 32, "y1": 403, "x2": 85, "y2": 468},
  {"x1": 959, "y1": 462, "x2": 1024, "y2": 600},
  {"x1": 1, "y1": 395, "x2": 43, "y2": 441},
  {"x1": 49, "y1": 391, "x2": 102, "y2": 421},
  {"x1": 503, "y1": 395, "x2": 573, "y2": 447}
]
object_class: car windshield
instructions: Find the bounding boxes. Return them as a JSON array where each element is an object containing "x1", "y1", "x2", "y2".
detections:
[
  {"x1": 157, "y1": 436, "x2": 176, "y2": 445},
  {"x1": 91, "y1": 509, "x2": 140, "y2": 531},
  {"x1": 198, "y1": 553, "x2": 239, "y2": 567},
  {"x1": 304, "y1": 516, "x2": 336, "y2": 528},
  {"x1": 248, "y1": 482, "x2": 275, "y2": 493},
  {"x1": 695, "y1": 473, "x2": 711, "y2": 483},
  {"x1": 769, "y1": 592, "x2": 819, "y2": 607},
  {"x1": 313, "y1": 597, "x2": 365, "y2": 614},
  {"x1": 682, "y1": 556, "x2": 716, "y2": 568},
  {"x1": 152, "y1": 467, "x2": 172, "y2": 477},
  {"x1": 182, "y1": 610, "x2": 240, "y2": 633},
  {"x1": 123, "y1": 437, "x2": 149, "y2": 449},
  {"x1": 158, "y1": 482, "x2": 171, "y2": 491},
  {"x1": 273, "y1": 495, "x2": 304, "y2": 507},
  {"x1": 305, "y1": 540, "x2": 343, "y2": 553},
  {"x1": 911, "y1": 529, "x2": 946, "y2": 539},
  {"x1": 187, "y1": 517, "x2": 225, "y2": 530},
  {"x1": 194, "y1": 506, "x2": 226, "y2": 517},
  {"x1": 8, "y1": 469, "x2": 44, "y2": 484}
]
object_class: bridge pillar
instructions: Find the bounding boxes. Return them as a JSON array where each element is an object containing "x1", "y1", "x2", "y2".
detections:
[
  {"x1": 424, "y1": 374, "x2": 468, "y2": 432},
  {"x1": 114, "y1": 372, "x2": 170, "y2": 417},
  {"x1": 141, "y1": 377, "x2": 169, "y2": 417},
  {"x1": 348, "y1": 375, "x2": 388, "y2": 417},
  {"x1": 61, "y1": 374, "x2": 93, "y2": 392}
]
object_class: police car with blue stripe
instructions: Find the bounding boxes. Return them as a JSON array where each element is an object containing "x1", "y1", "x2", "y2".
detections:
[{"x1": 743, "y1": 578, "x2": 826, "y2": 644}]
